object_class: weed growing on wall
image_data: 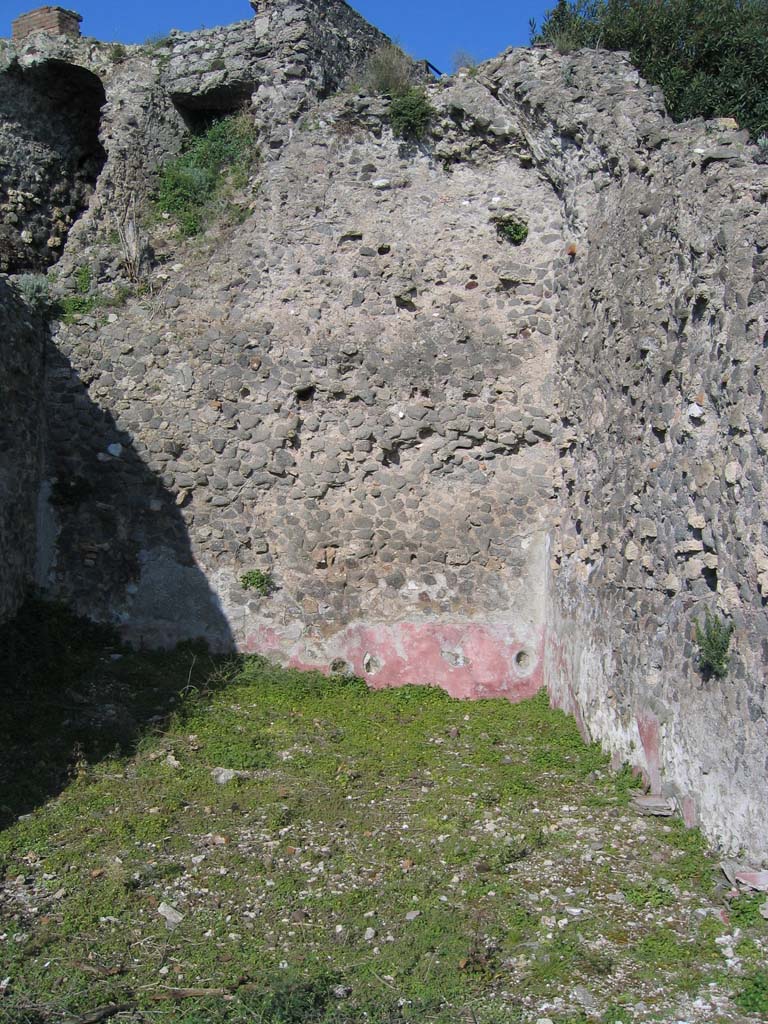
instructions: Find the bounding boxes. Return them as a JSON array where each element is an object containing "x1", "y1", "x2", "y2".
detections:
[
  {"x1": 240, "y1": 569, "x2": 276, "y2": 596},
  {"x1": 58, "y1": 297, "x2": 97, "y2": 322},
  {"x1": 54, "y1": 263, "x2": 96, "y2": 322},
  {"x1": 361, "y1": 42, "x2": 417, "y2": 95},
  {"x1": 451, "y1": 49, "x2": 479, "y2": 73},
  {"x1": 694, "y1": 609, "x2": 734, "y2": 678},
  {"x1": 156, "y1": 112, "x2": 258, "y2": 236},
  {"x1": 388, "y1": 88, "x2": 435, "y2": 141},
  {"x1": 74, "y1": 264, "x2": 92, "y2": 294},
  {"x1": 15, "y1": 273, "x2": 51, "y2": 316},
  {"x1": 492, "y1": 214, "x2": 529, "y2": 245},
  {"x1": 143, "y1": 33, "x2": 171, "y2": 50},
  {"x1": 359, "y1": 43, "x2": 435, "y2": 142}
]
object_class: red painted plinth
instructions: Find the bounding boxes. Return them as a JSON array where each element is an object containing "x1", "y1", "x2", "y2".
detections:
[{"x1": 245, "y1": 620, "x2": 545, "y2": 702}]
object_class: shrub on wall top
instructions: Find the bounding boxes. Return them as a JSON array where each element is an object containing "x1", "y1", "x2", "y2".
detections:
[
  {"x1": 361, "y1": 43, "x2": 417, "y2": 96},
  {"x1": 532, "y1": 0, "x2": 768, "y2": 139}
]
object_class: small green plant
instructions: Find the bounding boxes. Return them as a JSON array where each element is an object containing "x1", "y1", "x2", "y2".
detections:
[
  {"x1": 108, "y1": 42, "x2": 127, "y2": 62},
  {"x1": 389, "y1": 87, "x2": 435, "y2": 141},
  {"x1": 53, "y1": 262, "x2": 101, "y2": 322},
  {"x1": 156, "y1": 112, "x2": 258, "y2": 236},
  {"x1": 492, "y1": 214, "x2": 529, "y2": 245},
  {"x1": 756, "y1": 134, "x2": 768, "y2": 164},
  {"x1": 58, "y1": 294, "x2": 97, "y2": 323},
  {"x1": 240, "y1": 569, "x2": 275, "y2": 596},
  {"x1": 694, "y1": 609, "x2": 734, "y2": 678},
  {"x1": 623, "y1": 882, "x2": 675, "y2": 909},
  {"x1": 101, "y1": 283, "x2": 134, "y2": 308},
  {"x1": 16, "y1": 273, "x2": 51, "y2": 316},
  {"x1": 735, "y1": 969, "x2": 768, "y2": 1014},
  {"x1": 74, "y1": 264, "x2": 92, "y2": 294}
]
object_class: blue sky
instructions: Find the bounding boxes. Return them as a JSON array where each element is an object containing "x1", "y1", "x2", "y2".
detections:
[{"x1": 2, "y1": 0, "x2": 553, "y2": 74}]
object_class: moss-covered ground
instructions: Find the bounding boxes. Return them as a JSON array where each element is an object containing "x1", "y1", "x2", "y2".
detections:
[{"x1": 0, "y1": 604, "x2": 766, "y2": 1023}]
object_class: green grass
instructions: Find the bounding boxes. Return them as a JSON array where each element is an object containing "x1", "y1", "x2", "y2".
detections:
[
  {"x1": 156, "y1": 112, "x2": 258, "y2": 236},
  {"x1": 622, "y1": 882, "x2": 675, "y2": 909},
  {"x1": 735, "y1": 969, "x2": 768, "y2": 1014},
  {"x1": 53, "y1": 265, "x2": 138, "y2": 324},
  {"x1": 74, "y1": 263, "x2": 92, "y2": 294},
  {"x1": 57, "y1": 293, "x2": 98, "y2": 322},
  {"x1": 729, "y1": 894, "x2": 768, "y2": 929},
  {"x1": 0, "y1": 601, "x2": 763, "y2": 1023}
]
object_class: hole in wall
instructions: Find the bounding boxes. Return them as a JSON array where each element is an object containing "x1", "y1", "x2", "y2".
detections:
[
  {"x1": 652, "y1": 425, "x2": 667, "y2": 443},
  {"x1": 515, "y1": 649, "x2": 532, "y2": 672},
  {"x1": 171, "y1": 83, "x2": 254, "y2": 134},
  {"x1": 702, "y1": 566, "x2": 718, "y2": 592},
  {"x1": 395, "y1": 293, "x2": 417, "y2": 312},
  {"x1": 441, "y1": 648, "x2": 467, "y2": 668},
  {"x1": 691, "y1": 296, "x2": 708, "y2": 322},
  {"x1": 363, "y1": 652, "x2": 381, "y2": 674}
]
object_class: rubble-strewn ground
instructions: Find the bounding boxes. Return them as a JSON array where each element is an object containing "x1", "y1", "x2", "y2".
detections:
[{"x1": 0, "y1": 606, "x2": 766, "y2": 1023}]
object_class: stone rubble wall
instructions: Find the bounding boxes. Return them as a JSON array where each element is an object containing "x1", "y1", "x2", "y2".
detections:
[
  {"x1": 45, "y1": 75, "x2": 564, "y2": 699},
  {"x1": 486, "y1": 48, "x2": 768, "y2": 861},
  {"x1": 157, "y1": 1, "x2": 390, "y2": 155},
  {"x1": 0, "y1": 0, "x2": 389, "y2": 272},
  {"x1": 0, "y1": 58, "x2": 106, "y2": 272},
  {"x1": 0, "y1": 279, "x2": 45, "y2": 621}
]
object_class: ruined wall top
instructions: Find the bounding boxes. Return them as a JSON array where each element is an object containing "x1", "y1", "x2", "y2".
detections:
[{"x1": 12, "y1": 6, "x2": 82, "y2": 41}]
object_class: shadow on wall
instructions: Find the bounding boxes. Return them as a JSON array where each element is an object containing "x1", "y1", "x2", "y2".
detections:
[
  {"x1": 42, "y1": 337, "x2": 235, "y2": 651},
  {"x1": 0, "y1": 278, "x2": 44, "y2": 620},
  {"x1": 0, "y1": 59, "x2": 107, "y2": 271},
  {"x1": 0, "y1": 321, "x2": 236, "y2": 829}
]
